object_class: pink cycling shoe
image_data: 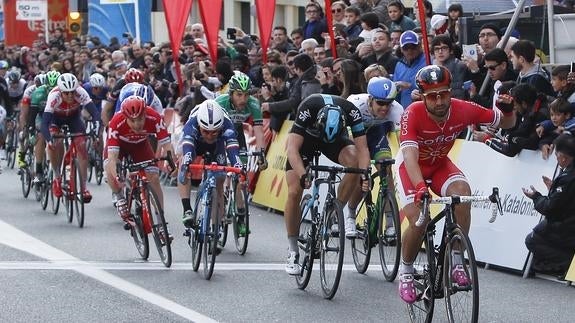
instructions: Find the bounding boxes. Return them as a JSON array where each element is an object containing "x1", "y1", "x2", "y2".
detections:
[
  {"x1": 398, "y1": 273, "x2": 417, "y2": 304},
  {"x1": 451, "y1": 264, "x2": 470, "y2": 287}
]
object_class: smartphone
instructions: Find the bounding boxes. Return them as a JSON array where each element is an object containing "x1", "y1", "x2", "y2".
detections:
[
  {"x1": 226, "y1": 28, "x2": 236, "y2": 40},
  {"x1": 463, "y1": 80, "x2": 473, "y2": 91},
  {"x1": 571, "y1": 62, "x2": 575, "y2": 73}
]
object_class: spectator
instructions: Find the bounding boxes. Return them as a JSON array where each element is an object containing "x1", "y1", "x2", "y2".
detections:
[
  {"x1": 364, "y1": 63, "x2": 389, "y2": 82},
  {"x1": 361, "y1": 28, "x2": 398, "y2": 76},
  {"x1": 469, "y1": 48, "x2": 517, "y2": 109},
  {"x1": 447, "y1": 3, "x2": 463, "y2": 45},
  {"x1": 336, "y1": 59, "x2": 365, "y2": 99},
  {"x1": 430, "y1": 34, "x2": 470, "y2": 99},
  {"x1": 390, "y1": 28, "x2": 402, "y2": 50},
  {"x1": 265, "y1": 66, "x2": 291, "y2": 133},
  {"x1": 313, "y1": 47, "x2": 327, "y2": 64},
  {"x1": 550, "y1": 65, "x2": 575, "y2": 103},
  {"x1": 343, "y1": 6, "x2": 363, "y2": 41},
  {"x1": 464, "y1": 23, "x2": 502, "y2": 88},
  {"x1": 290, "y1": 28, "x2": 304, "y2": 50},
  {"x1": 48, "y1": 27, "x2": 66, "y2": 51},
  {"x1": 302, "y1": 2, "x2": 328, "y2": 45},
  {"x1": 487, "y1": 83, "x2": 549, "y2": 157},
  {"x1": 331, "y1": 1, "x2": 348, "y2": 25},
  {"x1": 537, "y1": 98, "x2": 575, "y2": 160},
  {"x1": 392, "y1": 30, "x2": 426, "y2": 108},
  {"x1": 412, "y1": 0, "x2": 433, "y2": 32},
  {"x1": 271, "y1": 26, "x2": 296, "y2": 53},
  {"x1": 301, "y1": 38, "x2": 319, "y2": 57},
  {"x1": 78, "y1": 50, "x2": 96, "y2": 83},
  {"x1": 523, "y1": 133, "x2": 575, "y2": 275},
  {"x1": 350, "y1": 0, "x2": 372, "y2": 14},
  {"x1": 387, "y1": 1, "x2": 416, "y2": 32},
  {"x1": 510, "y1": 39, "x2": 555, "y2": 97},
  {"x1": 285, "y1": 50, "x2": 299, "y2": 86},
  {"x1": 128, "y1": 43, "x2": 146, "y2": 69},
  {"x1": 359, "y1": 12, "x2": 381, "y2": 44},
  {"x1": 317, "y1": 57, "x2": 340, "y2": 95},
  {"x1": 372, "y1": 0, "x2": 393, "y2": 27}
]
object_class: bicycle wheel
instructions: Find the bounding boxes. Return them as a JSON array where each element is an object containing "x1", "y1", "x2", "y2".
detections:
[
  {"x1": 95, "y1": 157, "x2": 104, "y2": 185},
  {"x1": 5, "y1": 128, "x2": 16, "y2": 169},
  {"x1": 48, "y1": 170, "x2": 60, "y2": 214},
  {"x1": 72, "y1": 158, "x2": 85, "y2": 228},
  {"x1": 40, "y1": 172, "x2": 50, "y2": 210},
  {"x1": 220, "y1": 185, "x2": 232, "y2": 248},
  {"x1": 407, "y1": 234, "x2": 436, "y2": 323},
  {"x1": 20, "y1": 167, "x2": 32, "y2": 198},
  {"x1": 145, "y1": 185, "x2": 172, "y2": 268},
  {"x1": 319, "y1": 199, "x2": 345, "y2": 300},
  {"x1": 295, "y1": 193, "x2": 315, "y2": 290},
  {"x1": 202, "y1": 187, "x2": 218, "y2": 280},
  {"x1": 378, "y1": 192, "x2": 401, "y2": 282},
  {"x1": 86, "y1": 136, "x2": 94, "y2": 183},
  {"x1": 351, "y1": 199, "x2": 372, "y2": 274},
  {"x1": 233, "y1": 182, "x2": 249, "y2": 255},
  {"x1": 130, "y1": 190, "x2": 150, "y2": 260},
  {"x1": 190, "y1": 190, "x2": 205, "y2": 272},
  {"x1": 443, "y1": 226, "x2": 479, "y2": 323}
]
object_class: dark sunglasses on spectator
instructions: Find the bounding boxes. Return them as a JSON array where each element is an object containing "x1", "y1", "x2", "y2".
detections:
[
  {"x1": 486, "y1": 62, "x2": 502, "y2": 71},
  {"x1": 332, "y1": 8, "x2": 342, "y2": 13}
]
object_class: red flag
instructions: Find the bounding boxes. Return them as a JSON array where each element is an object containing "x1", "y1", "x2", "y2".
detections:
[
  {"x1": 255, "y1": 0, "x2": 276, "y2": 63},
  {"x1": 198, "y1": 0, "x2": 223, "y2": 64},
  {"x1": 162, "y1": 0, "x2": 193, "y2": 95},
  {"x1": 416, "y1": 0, "x2": 431, "y2": 65},
  {"x1": 324, "y1": 0, "x2": 337, "y2": 59}
]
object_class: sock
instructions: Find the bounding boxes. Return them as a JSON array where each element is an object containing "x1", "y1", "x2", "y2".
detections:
[
  {"x1": 288, "y1": 236, "x2": 299, "y2": 254},
  {"x1": 181, "y1": 198, "x2": 192, "y2": 212},
  {"x1": 452, "y1": 250, "x2": 463, "y2": 266},
  {"x1": 348, "y1": 206, "x2": 357, "y2": 219},
  {"x1": 400, "y1": 258, "x2": 414, "y2": 275}
]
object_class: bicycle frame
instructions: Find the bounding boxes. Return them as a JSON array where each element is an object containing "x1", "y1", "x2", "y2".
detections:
[{"x1": 126, "y1": 170, "x2": 153, "y2": 234}]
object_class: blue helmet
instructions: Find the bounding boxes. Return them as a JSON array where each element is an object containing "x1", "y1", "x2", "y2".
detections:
[
  {"x1": 315, "y1": 105, "x2": 346, "y2": 143},
  {"x1": 367, "y1": 77, "x2": 397, "y2": 103},
  {"x1": 135, "y1": 84, "x2": 155, "y2": 105}
]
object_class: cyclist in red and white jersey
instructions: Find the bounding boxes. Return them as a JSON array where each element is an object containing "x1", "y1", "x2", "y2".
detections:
[
  {"x1": 396, "y1": 65, "x2": 517, "y2": 304},
  {"x1": 41, "y1": 73, "x2": 101, "y2": 203}
]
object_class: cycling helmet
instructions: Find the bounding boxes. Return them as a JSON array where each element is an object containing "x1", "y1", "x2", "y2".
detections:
[
  {"x1": 315, "y1": 105, "x2": 346, "y2": 143},
  {"x1": 7, "y1": 70, "x2": 21, "y2": 83},
  {"x1": 415, "y1": 65, "x2": 452, "y2": 92},
  {"x1": 121, "y1": 95, "x2": 147, "y2": 119},
  {"x1": 134, "y1": 84, "x2": 155, "y2": 105},
  {"x1": 228, "y1": 71, "x2": 252, "y2": 93},
  {"x1": 0, "y1": 60, "x2": 8, "y2": 69},
  {"x1": 89, "y1": 73, "x2": 106, "y2": 88},
  {"x1": 196, "y1": 100, "x2": 225, "y2": 131},
  {"x1": 45, "y1": 70, "x2": 61, "y2": 88},
  {"x1": 57, "y1": 73, "x2": 79, "y2": 92},
  {"x1": 367, "y1": 77, "x2": 398, "y2": 103},
  {"x1": 34, "y1": 73, "x2": 46, "y2": 87},
  {"x1": 124, "y1": 68, "x2": 144, "y2": 84}
]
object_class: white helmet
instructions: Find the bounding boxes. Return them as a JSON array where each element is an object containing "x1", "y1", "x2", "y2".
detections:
[
  {"x1": 196, "y1": 100, "x2": 224, "y2": 131},
  {"x1": 89, "y1": 73, "x2": 106, "y2": 87},
  {"x1": 57, "y1": 73, "x2": 79, "y2": 92}
]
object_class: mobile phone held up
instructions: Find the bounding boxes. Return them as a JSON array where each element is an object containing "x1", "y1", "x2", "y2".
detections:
[
  {"x1": 227, "y1": 28, "x2": 237, "y2": 40},
  {"x1": 571, "y1": 62, "x2": 575, "y2": 73}
]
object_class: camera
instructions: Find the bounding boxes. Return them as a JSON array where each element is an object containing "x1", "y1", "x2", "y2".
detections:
[
  {"x1": 227, "y1": 28, "x2": 237, "y2": 40},
  {"x1": 122, "y1": 32, "x2": 131, "y2": 38}
]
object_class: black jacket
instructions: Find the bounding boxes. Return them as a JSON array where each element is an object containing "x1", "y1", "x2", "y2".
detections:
[
  {"x1": 268, "y1": 66, "x2": 321, "y2": 117},
  {"x1": 531, "y1": 163, "x2": 575, "y2": 223}
]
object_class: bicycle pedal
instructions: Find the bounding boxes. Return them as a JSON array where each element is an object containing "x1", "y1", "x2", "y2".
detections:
[{"x1": 123, "y1": 223, "x2": 131, "y2": 231}]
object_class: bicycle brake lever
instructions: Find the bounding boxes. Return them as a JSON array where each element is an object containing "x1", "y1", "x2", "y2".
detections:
[{"x1": 415, "y1": 193, "x2": 431, "y2": 227}]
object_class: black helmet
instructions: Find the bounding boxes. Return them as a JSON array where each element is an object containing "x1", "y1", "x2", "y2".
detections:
[
  {"x1": 415, "y1": 65, "x2": 452, "y2": 92},
  {"x1": 315, "y1": 105, "x2": 346, "y2": 143}
]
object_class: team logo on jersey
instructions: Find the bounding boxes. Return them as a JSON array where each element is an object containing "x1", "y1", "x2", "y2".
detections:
[
  {"x1": 349, "y1": 109, "x2": 361, "y2": 122},
  {"x1": 298, "y1": 110, "x2": 311, "y2": 122}
]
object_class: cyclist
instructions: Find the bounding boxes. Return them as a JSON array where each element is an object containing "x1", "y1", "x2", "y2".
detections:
[
  {"x1": 102, "y1": 68, "x2": 146, "y2": 126},
  {"x1": 347, "y1": 76, "x2": 404, "y2": 236},
  {"x1": 6, "y1": 70, "x2": 27, "y2": 109},
  {"x1": 396, "y1": 65, "x2": 516, "y2": 304},
  {"x1": 104, "y1": 95, "x2": 172, "y2": 226},
  {"x1": 82, "y1": 73, "x2": 109, "y2": 159},
  {"x1": 17, "y1": 73, "x2": 46, "y2": 168},
  {"x1": 0, "y1": 104, "x2": 5, "y2": 171},
  {"x1": 22, "y1": 71, "x2": 61, "y2": 180},
  {"x1": 41, "y1": 73, "x2": 101, "y2": 203},
  {"x1": 284, "y1": 93, "x2": 371, "y2": 275},
  {"x1": 177, "y1": 100, "x2": 243, "y2": 230},
  {"x1": 214, "y1": 71, "x2": 265, "y2": 152},
  {"x1": 113, "y1": 82, "x2": 163, "y2": 116}
]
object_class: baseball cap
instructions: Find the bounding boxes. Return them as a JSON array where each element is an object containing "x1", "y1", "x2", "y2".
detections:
[{"x1": 400, "y1": 30, "x2": 419, "y2": 48}]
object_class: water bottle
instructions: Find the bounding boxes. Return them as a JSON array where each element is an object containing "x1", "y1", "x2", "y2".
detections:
[{"x1": 65, "y1": 165, "x2": 71, "y2": 182}]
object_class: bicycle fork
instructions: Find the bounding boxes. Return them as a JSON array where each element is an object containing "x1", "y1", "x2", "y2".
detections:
[{"x1": 139, "y1": 182, "x2": 152, "y2": 234}]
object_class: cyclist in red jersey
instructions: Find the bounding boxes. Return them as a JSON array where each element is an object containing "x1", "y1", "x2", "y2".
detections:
[{"x1": 396, "y1": 65, "x2": 517, "y2": 304}]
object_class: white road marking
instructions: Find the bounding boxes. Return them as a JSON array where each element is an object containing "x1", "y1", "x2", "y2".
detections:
[{"x1": 0, "y1": 219, "x2": 216, "y2": 323}]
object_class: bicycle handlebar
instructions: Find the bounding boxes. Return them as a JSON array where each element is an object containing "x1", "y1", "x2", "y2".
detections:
[
  {"x1": 187, "y1": 162, "x2": 244, "y2": 175},
  {"x1": 123, "y1": 151, "x2": 176, "y2": 173},
  {"x1": 239, "y1": 148, "x2": 268, "y2": 170},
  {"x1": 415, "y1": 187, "x2": 503, "y2": 227}
]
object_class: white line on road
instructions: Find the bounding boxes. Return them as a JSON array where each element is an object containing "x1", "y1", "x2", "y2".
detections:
[{"x1": 0, "y1": 219, "x2": 216, "y2": 323}]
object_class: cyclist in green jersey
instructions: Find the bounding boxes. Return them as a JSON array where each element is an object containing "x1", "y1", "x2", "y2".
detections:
[
  {"x1": 214, "y1": 71, "x2": 266, "y2": 152},
  {"x1": 26, "y1": 71, "x2": 61, "y2": 182}
]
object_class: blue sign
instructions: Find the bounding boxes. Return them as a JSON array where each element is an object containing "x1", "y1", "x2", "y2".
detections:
[{"x1": 88, "y1": 0, "x2": 152, "y2": 45}]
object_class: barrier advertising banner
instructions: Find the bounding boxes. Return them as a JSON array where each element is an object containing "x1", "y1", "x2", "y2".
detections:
[{"x1": 4, "y1": 0, "x2": 68, "y2": 46}]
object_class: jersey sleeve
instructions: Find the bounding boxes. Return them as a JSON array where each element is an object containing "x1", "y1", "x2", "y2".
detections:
[
  {"x1": 399, "y1": 104, "x2": 420, "y2": 151},
  {"x1": 222, "y1": 118, "x2": 241, "y2": 165},
  {"x1": 76, "y1": 87, "x2": 93, "y2": 105},
  {"x1": 148, "y1": 108, "x2": 170, "y2": 145},
  {"x1": 290, "y1": 96, "x2": 315, "y2": 137},
  {"x1": 462, "y1": 100, "x2": 500, "y2": 128},
  {"x1": 106, "y1": 116, "x2": 122, "y2": 154},
  {"x1": 43, "y1": 91, "x2": 61, "y2": 113}
]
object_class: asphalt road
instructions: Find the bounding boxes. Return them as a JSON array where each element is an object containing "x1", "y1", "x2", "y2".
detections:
[{"x1": 0, "y1": 163, "x2": 573, "y2": 323}]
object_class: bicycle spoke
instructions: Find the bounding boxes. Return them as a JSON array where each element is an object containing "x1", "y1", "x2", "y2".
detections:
[
  {"x1": 319, "y1": 200, "x2": 344, "y2": 300},
  {"x1": 379, "y1": 193, "x2": 401, "y2": 282},
  {"x1": 295, "y1": 194, "x2": 314, "y2": 290}
]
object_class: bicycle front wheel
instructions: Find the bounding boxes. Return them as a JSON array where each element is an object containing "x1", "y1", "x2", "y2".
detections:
[
  {"x1": 6, "y1": 129, "x2": 16, "y2": 169},
  {"x1": 407, "y1": 234, "x2": 437, "y2": 323},
  {"x1": 130, "y1": 191, "x2": 149, "y2": 260},
  {"x1": 72, "y1": 158, "x2": 85, "y2": 228},
  {"x1": 190, "y1": 192, "x2": 203, "y2": 272},
  {"x1": 378, "y1": 192, "x2": 401, "y2": 282},
  {"x1": 295, "y1": 194, "x2": 315, "y2": 290},
  {"x1": 319, "y1": 199, "x2": 345, "y2": 300},
  {"x1": 40, "y1": 171, "x2": 50, "y2": 210},
  {"x1": 145, "y1": 185, "x2": 172, "y2": 268},
  {"x1": 233, "y1": 183, "x2": 250, "y2": 255},
  {"x1": 20, "y1": 167, "x2": 32, "y2": 198},
  {"x1": 48, "y1": 170, "x2": 60, "y2": 214},
  {"x1": 443, "y1": 226, "x2": 479, "y2": 323},
  {"x1": 351, "y1": 201, "x2": 371, "y2": 274},
  {"x1": 202, "y1": 187, "x2": 218, "y2": 280}
]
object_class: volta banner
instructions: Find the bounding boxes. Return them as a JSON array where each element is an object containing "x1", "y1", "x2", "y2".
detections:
[
  {"x1": 4, "y1": 0, "x2": 68, "y2": 47},
  {"x1": 162, "y1": 0, "x2": 193, "y2": 95}
]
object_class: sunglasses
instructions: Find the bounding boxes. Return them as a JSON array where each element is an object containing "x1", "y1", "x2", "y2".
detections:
[
  {"x1": 486, "y1": 62, "x2": 501, "y2": 71},
  {"x1": 331, "y1": 8, "x2": 342, "y2": 13},
  {"x1": 422, "y1": 89, "x2": 451, "y2": 102},
  {"x1": 62, "y1": 91, "x2": 75, "y2": 96},
  {"x1": 374, "y1": 99, "x2": 393, "y2": 106},
  {"x1": 200, "y1": 128, "x2": 220, "y2": 136}
]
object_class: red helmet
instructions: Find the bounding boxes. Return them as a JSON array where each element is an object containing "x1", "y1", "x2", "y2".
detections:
[
  {"x1": 415, "y1": 65, "x2": 452, "y2": 92},
  {"x1": 124, "y1": 68, "x2": 144, "y2": 83},
  {"x1": 121, "y1": 95, "x2": 146, "y2": 119}
]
